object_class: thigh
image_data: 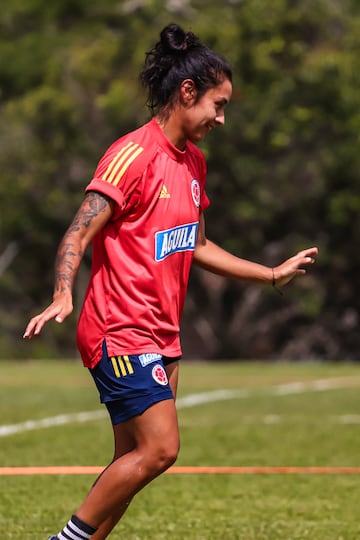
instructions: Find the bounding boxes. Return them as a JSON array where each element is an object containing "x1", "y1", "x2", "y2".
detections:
[
  {"x1": 124, "y1": 397, "x2": 179, "y2": 452},
  {"x1": 109, "y1": 360, "x2": 180, "y2": 455},
  {"x1": 110, "y1": 387, "x2": 179, "y2": 460},
  {"x1": 112, "y1": 420, "x2": 136, "y2": 460},
  {"x1": 165, "y1": 360, "x2": 179, "y2": 398},
  {"x1": 89, "y1": 344, "x2": 174, "y2": 424}
]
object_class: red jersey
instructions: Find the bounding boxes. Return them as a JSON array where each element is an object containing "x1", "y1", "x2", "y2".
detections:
[{"x1": 77, "y1": 118, "x2": 210, "y2": 368}]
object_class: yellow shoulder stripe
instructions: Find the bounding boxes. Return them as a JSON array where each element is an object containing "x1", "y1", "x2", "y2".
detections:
[{"x1": 102, "y1": 142, "x2": 144, "y2": 186}]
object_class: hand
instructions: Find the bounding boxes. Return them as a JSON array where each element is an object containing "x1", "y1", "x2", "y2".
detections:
[
  {"x1": 23, "y1": 294, "x2": 73, "y2": 339},
  {"x1": 273, "y1": 247, "x2": 318, "y2": 288}
]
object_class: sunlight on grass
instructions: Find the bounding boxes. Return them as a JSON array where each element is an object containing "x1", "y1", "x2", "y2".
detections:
[{"x1": 1, "y1": 360, "x2": 360, "y2": 539}]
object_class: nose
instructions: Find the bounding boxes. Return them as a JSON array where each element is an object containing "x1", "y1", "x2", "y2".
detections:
[{"x1": 215, "y1": 112, "x2": 225, "y2": 126}]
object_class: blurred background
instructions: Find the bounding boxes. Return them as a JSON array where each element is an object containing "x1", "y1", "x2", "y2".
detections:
[{"x1": 1, "y1": 0, "x2": 359, "y2": 362}]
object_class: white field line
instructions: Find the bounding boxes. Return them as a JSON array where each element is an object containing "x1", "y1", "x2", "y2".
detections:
[
  {"x1": 0, "y1": 410, "x2": 107, "y2": 437},
  {"x1": 0, "y1": 376, "x2": 359, "y2": 437}
]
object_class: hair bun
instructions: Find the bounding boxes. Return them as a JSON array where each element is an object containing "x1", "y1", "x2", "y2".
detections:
[
  {"x1": 140, "y1": 23, "x2": 232, "y2": 115},
  {"x1": 160, "y1": 23, "x2": 199, "y2": 54}
]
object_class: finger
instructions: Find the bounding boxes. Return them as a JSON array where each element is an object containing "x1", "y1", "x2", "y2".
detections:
[
  {"x1": 23, "y1": 317, "x2": 42, "y2": 339},
  {"x1": 23, "y1": 305, "x2": 63, "y2": 338},
  {"x1": 300, "y1": 247, "x2": 318, "y2": 258},
  {"x1": 295, "y1": 253, "x2": 316, "y2": 266},
  {"x1": 23, "y1": 324, "x2": 35, "y2": 339},
  {"x1": 26, "y1": 317, "x2": 46, "y2": 338}
]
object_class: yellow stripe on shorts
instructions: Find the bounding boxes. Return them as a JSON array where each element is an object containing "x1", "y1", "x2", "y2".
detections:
[
  {"x1": 117, "y1": 357, "x2": 127, "y2": 377},
  {"x1": 123, "y1": 355, "x2": 134, "y2": 374},
  {"x1": 111, "y1": 357, "x2": 121, "y2": 378},
  {"x1": 111, "y1": 355, "x2": 134, "y2": 378}
]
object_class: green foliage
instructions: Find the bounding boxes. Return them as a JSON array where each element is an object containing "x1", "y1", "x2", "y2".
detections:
[{"x1": 1, "y1": 0, "x2": 360, "y2": 359}]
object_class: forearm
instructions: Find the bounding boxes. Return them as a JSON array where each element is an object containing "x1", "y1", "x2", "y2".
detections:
[
  {"x1": 53, "y1": 231, "x2": 85, "y2": 299},
  {"x1": 23, "y1": 192, "x2": 113, "y2": 339},
  {"x1": 53, "y1": 191, "x2": 112, "y2": 299},
  {"x1": 193, "y1": 238, "x2": 272, "y2": 284}
]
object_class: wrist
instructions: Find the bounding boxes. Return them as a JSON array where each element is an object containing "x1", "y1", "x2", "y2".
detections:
[
  {"x1": 271, "y1": 267, "x2": 284, "y2": 296},
  {"x1": 271, "y1": 267, "x2": 276, "y2": 287},
  {"x1": 53, "y1": 288, "x2": 72, "y2": 300}
]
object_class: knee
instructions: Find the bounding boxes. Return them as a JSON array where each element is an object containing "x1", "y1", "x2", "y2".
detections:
[
  {"x1": 161, "y1": 440, "x2": 180, "y2": 470},
  {"x1": 157, "y1": 438, "x2": 180, "y2": 471},
  {"x1": 145, "y1": 438, "x2": 180, "y2": 476}
]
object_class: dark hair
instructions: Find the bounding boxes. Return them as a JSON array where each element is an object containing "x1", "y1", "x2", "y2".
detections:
[{"x1": 140, "y1": 23, "x2": 232, "y2": 115}]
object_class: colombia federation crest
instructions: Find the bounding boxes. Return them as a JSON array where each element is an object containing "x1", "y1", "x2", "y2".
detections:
[{"x1": 191, "y1": 179, "x2": 201, "y2": 207}]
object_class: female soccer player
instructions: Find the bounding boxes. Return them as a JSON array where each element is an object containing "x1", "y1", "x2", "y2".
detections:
[{"x1": 24, "y1": 23, "x2": 317, "y2": 540}]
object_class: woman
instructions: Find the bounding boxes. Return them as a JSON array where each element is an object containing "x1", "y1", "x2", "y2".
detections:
[{"x1": 24, "y1": 23, "x2": 317, "y2": 540}]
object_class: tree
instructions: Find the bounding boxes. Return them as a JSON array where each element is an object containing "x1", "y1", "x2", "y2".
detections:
[{"x1": 1, "y1": 0, "x2": 359, "y2": 360}]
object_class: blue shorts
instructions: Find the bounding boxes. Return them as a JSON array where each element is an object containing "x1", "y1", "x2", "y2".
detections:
[{"x1": 89, "y1": 341, "x2": 179, "y2": 424}]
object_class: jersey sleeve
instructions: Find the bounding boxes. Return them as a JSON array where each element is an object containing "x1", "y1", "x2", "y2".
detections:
[{"x1": 85, "y1": 140, "x2": 146, "y2": 220}]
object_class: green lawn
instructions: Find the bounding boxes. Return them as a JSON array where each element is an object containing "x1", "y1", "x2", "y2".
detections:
[{"x1": 1, "y1": 360, "x2": 360, "y2": 539}]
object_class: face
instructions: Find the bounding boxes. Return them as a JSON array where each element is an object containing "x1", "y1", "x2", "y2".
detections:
[{"x1": 181, "y1": 77, "x2": 233, "y2": 143}]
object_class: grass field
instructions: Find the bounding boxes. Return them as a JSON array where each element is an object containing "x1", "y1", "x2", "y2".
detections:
[{"x1": 1, "y1": 359, "x2": 360, "y2": 539}]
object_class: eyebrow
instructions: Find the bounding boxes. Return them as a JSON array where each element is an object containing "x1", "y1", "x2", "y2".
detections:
[{"x1": 216, "y1": 97, "x2": 229, "y2": 106}]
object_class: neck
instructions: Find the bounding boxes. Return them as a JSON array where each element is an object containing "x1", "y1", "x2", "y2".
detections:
[{"x1": 155, "y1": 114, "x2": 187, "y2": 151}]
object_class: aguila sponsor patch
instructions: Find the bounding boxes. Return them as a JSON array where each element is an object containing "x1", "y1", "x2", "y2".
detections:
[
  {"x1": 139, "y1": 353, "x2": 162, "y2": 367},
  {"x1": 155, "y1": 222, "x2": 198, "y2": 262}
]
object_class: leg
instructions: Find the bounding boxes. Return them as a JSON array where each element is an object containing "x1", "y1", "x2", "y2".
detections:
[
  {"x1": 92, "y1": 360, "x2": 180, "y2": 540},
  {"x1": 75, "y1": 397, "x2": 179, "y2": 531},
  {"x1": 53, "y1": 356, "x2": 180, "y2": 540},
  {"x1": 90, "y1": 422, "x2": 136, "y2": 540},
  {"x1": 165, "y1": 359, "x2": 179, "y2": 398}
]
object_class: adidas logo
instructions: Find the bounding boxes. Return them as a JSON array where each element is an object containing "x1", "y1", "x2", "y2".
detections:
[{"x1": 159, "y1": 184, "x2": 171, "y2": 199}]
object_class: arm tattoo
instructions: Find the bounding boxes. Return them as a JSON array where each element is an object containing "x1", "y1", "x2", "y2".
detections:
[
  {"x1": 68, "y1": 191, "x2": 113, "y2": 233},
  {"x1": 54, "y1": 192, "x2": 113, "y2": 294}
]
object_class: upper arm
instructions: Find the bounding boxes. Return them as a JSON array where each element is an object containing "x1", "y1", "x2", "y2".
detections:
[
  {"x1": 65, "y1": 191, "x2": 114, "y2": 250},
  {"x1": 196, "y1": 213, "x2": 207, "y2": 247},
  {"x1": 194, "y1": 213, "x2": 208, "y2": 265}
]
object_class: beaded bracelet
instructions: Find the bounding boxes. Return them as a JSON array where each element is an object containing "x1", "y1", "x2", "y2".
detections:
[{"x1": 272, "y1": 268, "x2": 284, "y2": 296}]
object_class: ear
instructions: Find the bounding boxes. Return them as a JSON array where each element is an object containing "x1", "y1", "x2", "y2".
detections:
[{"x1": 180, "y1": 79, "x2": 197, "y2": 105}]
